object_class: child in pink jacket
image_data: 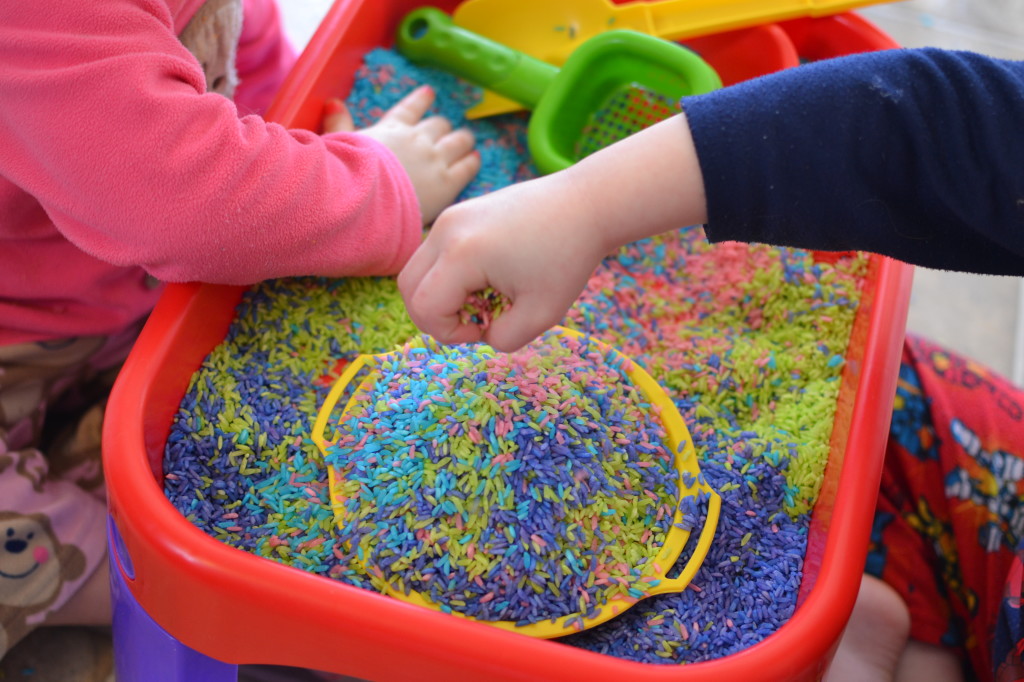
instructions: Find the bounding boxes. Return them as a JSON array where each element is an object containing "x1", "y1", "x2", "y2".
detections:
[{"x1": 0, "y1": 0, "x2": 479, "y2": 659}]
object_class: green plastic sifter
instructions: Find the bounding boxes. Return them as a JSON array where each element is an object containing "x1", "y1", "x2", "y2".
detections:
[{"x1": 395, "y1": 7, "x2": 721, "y2": 175}]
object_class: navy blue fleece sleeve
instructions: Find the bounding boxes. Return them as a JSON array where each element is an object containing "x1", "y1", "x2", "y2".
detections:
[{"x1": 681, "y1": 48, "x2": 1024, "y2": 275}]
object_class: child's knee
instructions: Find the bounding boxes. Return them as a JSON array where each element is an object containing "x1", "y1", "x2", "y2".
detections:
[
  {"x1": 851, "y1": 574, "x2": 911, "y2": 642},
  {"x1": 826, "y1": 575, "x2": 911, "y2": 681}
]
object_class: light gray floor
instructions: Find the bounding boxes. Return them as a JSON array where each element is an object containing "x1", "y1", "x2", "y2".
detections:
[{"x1": 282, "y1": 0, "x2": 1024, "y2": 382}]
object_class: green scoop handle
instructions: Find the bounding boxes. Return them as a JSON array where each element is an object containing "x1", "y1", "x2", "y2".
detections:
[{"x1": 395, "y1": 7, "x2": 559, "y2": 110}]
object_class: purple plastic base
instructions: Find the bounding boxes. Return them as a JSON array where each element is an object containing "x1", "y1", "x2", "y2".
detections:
[{"x1": 109, "y1": 515, "x2": 239, "y2": 682}]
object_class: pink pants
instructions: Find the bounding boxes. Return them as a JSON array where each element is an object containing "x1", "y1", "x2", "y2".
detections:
[{"x1": 0, "y1": 326, "x2": 140, "y2": 658}]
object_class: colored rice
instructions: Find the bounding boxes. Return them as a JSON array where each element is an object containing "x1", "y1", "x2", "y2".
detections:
[
  {"x1": 163, "y1": 48, "x2": 869, "y2": 664},
  {"x1": 323, "y1": 331, "x2": 682, "y2": 625},
  {"x1": 458, "y1": 287, "x2": 510, "y2": 330}
]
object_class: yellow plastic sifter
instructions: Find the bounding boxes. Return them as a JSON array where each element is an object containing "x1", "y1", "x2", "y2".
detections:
[
  {"x1": 452, "y1": 0, "x2": 897, "y2": 119},
  {"x1": 313, "y1": 326, "x2": 721, "y2": 639}
]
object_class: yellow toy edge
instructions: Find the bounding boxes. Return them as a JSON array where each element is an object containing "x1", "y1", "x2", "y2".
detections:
[{"x1": 311, "y1": 327, "x2": 719, "y2": 638}]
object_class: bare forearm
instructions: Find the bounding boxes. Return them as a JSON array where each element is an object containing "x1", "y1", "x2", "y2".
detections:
[{"x1": 561, "y1": 112, "x2": 707, "y2": 254}]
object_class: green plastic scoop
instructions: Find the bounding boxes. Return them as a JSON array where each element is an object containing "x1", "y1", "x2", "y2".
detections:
[{"x1": 395, "y1": 7, "x2": 721, "y2": 175}]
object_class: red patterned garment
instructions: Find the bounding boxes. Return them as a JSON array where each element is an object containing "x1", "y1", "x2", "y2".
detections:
[{"x1": 867, "y1": 334, "x2": 1024, "y2": 681}]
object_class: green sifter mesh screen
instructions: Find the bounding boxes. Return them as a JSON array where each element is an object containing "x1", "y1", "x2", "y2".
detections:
[{"x1": 573, "y1": 82, "x2": 678, "y2": 161}]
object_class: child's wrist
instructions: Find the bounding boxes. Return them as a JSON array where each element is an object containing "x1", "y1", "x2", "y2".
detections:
[{"x1": 551, "y1": 168, "x2": 618, "y2": 259}]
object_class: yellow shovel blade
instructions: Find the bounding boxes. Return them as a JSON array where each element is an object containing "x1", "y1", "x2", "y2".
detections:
[{"x1": 453, "y1": 0, "x2": 895, "y2": 119}]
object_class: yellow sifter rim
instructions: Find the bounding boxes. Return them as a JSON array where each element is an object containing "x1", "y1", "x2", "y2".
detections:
[{"x1": 313, "y1": 326, "x2": 720, "y2": 638}]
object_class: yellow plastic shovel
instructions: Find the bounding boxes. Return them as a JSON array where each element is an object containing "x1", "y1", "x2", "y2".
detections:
[{"x1": 453, "y1": 0, "x2": 895, "y2": 119}]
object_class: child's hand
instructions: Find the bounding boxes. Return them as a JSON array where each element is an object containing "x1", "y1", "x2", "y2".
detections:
[
  {"x1": 323, "y1": 86, "x2": 480, "y2": 225},
  {"x1": 399, "y1": 112, "x2": 708, "y2": 351},
  {"x1": 398, "y1": 173, "x2": 608, "y2": 352}
]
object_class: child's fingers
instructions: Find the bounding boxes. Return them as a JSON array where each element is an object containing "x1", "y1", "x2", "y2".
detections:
[
  {"x1": 321, "y1": 98, "x2": 354, "y2": 133},
  {"x1": 438, "y1": 320, "x2": 486, "y2": 346},
  {"x1": 436, "y1": 129, "x2": 476, "y2": 165},
  {"x1": 484, "y1": 300, "x2": 554, "y2": 353},
  {"x1": 416, "y1": 115, "x2": 452, "y2": 142},
  {"x1": 381, "y1": 85, "x2": 435, "y2": 126},
  {"x1": 446, "y1": 150, "x2": 482, "y2": 191},
  {"x1": 397, "y1": 239, "x2": 438, "y2": 302},
  {"x1": 405, "y1": 260, "x2": 489, "y2": 344}
]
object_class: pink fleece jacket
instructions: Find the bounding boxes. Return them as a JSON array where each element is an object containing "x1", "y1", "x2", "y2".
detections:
[{"x1": 0, "y1": 0, "x2": 422, "y2": 345}]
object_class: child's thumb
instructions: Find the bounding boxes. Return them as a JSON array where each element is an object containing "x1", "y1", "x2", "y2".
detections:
[
  {"x1": 322, "y1": 98, "x2": 355, "y2": 133},
  {"x1": 484, "y1": 300, "x2": 555, "y2": 353}
]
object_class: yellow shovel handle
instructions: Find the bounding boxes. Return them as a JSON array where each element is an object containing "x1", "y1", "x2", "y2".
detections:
[
  {"x1": 638, "y1": 0, "x2": 893, "y2": 43},
  {"x1": 312, "y1": 353, "x2": 372, "y2": 456}
]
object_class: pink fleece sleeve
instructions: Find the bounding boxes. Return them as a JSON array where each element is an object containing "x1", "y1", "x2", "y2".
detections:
[
  {"x1": 0, "y1": 0, "x2": 422, "y2": 285},
  {"x1": 233, "y1": 0, "x2": 297, "y2": 116}
]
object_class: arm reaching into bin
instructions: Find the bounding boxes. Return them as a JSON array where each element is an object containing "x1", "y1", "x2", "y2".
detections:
[
  {"x1": 322, "y1": 87, "x2": 480, "y2": 228},
  {"x1": 0, "y1": 0, "x2": 480, "y2": 338},
  {"x1": 398, "y1": 112, "x2": 706, "y2": 351},
  {"x1": 399, "y1": 47, "x2": 1024, "y2": 352},
  {"x1": 0, "y1": 0, "x2": 480, "y2": 347}
]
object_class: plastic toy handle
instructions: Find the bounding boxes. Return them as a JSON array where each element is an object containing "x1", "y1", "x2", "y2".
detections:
[
  {"x1": 641, "y1": 0, "x2": 893, "y2": 43},
  {"x1": 647, "y1": 489, "x2": 722, "y2": 596},
  {"x1": 312, "y1": 354, "x2": 371, "y2": 454},
  {"x1": 395, "y1": 7, "x2": 558, "y2": 109}
]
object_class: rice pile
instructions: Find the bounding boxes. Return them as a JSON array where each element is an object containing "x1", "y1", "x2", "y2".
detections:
[{"x1": 458, "y1": 287, "x2": 510, "y2": 330}]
